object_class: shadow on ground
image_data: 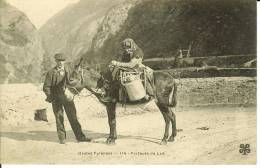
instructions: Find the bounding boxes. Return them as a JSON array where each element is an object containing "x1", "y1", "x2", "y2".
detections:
[
  {"x1": 0, "y1": 130, "x2": 162, "y2": 144},
  {"x1": 0, "y1": 130, "x2": 107, "y2": 143}
]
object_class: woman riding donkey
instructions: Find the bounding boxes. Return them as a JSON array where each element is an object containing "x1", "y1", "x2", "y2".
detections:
[
  {"x1": 65, "y1": 38, "x2": 178, "y2": 145},
  {"x1": 99, "y1": 38, "x2": 155, "y2": 103}
]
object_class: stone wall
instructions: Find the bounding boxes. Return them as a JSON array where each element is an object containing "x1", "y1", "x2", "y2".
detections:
[{"x1": 176, "y1": 77, "x2": 256, "y2": 107}]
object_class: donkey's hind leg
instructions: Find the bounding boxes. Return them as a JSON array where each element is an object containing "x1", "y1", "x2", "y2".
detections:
[
  {"x1": 156, "y1": 103, "x2": 171, "y2": 145},
  {"x1": 167, "y1": 107, "x2": 177, "y2": 142},
  {"x1": 106, "y1": 102, "x2": 117, "y2": 145}
]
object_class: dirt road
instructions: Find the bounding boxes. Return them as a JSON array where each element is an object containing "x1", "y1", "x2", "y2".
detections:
[
  {"x1": 0, "y1": 84, "x2": 256, "y2": 164},
  {"x1": 1, "y1": 106, "x2": 256, "y2": 164}
]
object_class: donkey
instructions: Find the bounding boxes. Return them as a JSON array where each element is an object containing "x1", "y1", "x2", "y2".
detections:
[{"x1": 67, "y1": 60, "x2": 177, "y2": 145}]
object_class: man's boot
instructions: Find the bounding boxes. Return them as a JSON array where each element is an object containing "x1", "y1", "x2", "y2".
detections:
[{"x1": 77, "y1": 136, "x2": 92, "y2": 142}]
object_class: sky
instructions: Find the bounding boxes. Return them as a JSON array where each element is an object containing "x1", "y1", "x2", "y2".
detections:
[{"x1": 6, "y1": 0, "x2": 80, "y2": 28}]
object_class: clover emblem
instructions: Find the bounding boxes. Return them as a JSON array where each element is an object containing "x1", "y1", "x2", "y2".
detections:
[{"x1": 239, "y1": 144, "x2": 250, "y2": 155}]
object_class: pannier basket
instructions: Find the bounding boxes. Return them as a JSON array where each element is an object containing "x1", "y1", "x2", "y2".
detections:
[{"x1": 120, "y1": 71, "x2": 146, "y2": 101}]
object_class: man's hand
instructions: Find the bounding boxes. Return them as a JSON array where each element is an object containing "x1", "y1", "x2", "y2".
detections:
[{"x1": 92, "y1": 88, "x2": 105, "y2": 97}]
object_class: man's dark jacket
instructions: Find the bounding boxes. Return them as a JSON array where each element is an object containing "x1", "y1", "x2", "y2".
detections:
[{"x1": 43, "y1": 65, "x2": 71, "y2": 102}]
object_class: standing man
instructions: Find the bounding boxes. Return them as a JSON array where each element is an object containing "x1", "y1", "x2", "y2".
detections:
[{"x1": 43, "y1": 53, "x2": 91, "y2": 144}]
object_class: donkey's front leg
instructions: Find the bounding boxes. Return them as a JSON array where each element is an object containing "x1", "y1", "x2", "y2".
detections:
[{"x1": 106, "y1": 102, "x2": 117, "y2": 145}]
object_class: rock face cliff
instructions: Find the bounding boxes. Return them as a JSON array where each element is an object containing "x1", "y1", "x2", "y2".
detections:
[
  {"x1": 0, "y1": 0, "x2": 44, "y2": 83},
  {"x1": 39, "y1": 0, "x2": 127, "y2": 69},
  {"x1": 84, "y1": 0, "x2": 138, "y2": 64},
  {"x1": 0, "y1": 0, "x2": 255, "y2": 83},
  {"x1": 40, "y1": 0, "x2": 255, "y2": 70}
]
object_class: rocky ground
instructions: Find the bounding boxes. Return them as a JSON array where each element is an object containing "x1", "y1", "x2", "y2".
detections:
[{"x1": 0, "y1": 84, "x2": 256, "y2": 164}]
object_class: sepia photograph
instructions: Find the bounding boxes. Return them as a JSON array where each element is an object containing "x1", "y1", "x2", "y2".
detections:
[{"x1": 0, "y1": 0, "x2": 257, "y2": 165}]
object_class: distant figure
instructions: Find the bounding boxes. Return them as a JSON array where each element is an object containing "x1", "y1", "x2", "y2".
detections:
[
  {"x1": 243, "y1": 58, "x2": 256, "y2": 68},
  {"x1": 43, "y1": 53, "x2": 91, "y2": 144}
]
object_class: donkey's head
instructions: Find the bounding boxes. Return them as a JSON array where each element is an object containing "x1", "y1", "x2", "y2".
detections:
[{"x1": 66, "y1": 59, "x2": 101, "y2": 93}]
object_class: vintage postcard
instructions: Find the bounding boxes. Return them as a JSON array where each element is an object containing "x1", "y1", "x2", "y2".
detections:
[{"x1": 0, "y1": 0, "x2": 257, "y2": 165}]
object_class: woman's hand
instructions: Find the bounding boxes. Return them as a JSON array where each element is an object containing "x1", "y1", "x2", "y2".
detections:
[{"x1": 111, "y1": 60, "x2": 119, "y2": 66}]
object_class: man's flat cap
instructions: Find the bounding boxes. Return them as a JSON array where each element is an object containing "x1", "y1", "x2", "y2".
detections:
[{"x1": 54, "y1": 53, "x2": 66, "y2": 61}]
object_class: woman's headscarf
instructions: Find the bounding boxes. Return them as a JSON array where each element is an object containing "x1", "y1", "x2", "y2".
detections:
[{"x1": 121, "y1": 38, "x2": 137, "y2": 52}]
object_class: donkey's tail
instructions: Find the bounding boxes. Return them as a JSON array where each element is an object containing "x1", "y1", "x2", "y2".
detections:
[{"x1": 168, "y1": 81, "x2": 177, "y2": 107}]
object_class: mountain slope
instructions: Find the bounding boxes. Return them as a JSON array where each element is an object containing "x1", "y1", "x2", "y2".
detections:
[
  {"x1": 39, "y1": 0, "x2": 127, "y2": 69},
  {"x1": 39, "y1": 0, "x2": 256, "y2": 71},
  {"x1": 0, "y1": 0, "x2": 44, "y2": 83}
]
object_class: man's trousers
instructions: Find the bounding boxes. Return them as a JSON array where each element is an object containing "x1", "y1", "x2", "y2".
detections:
[{"x1": 52, "y1": 99, "x2": 85, "y2": 141}]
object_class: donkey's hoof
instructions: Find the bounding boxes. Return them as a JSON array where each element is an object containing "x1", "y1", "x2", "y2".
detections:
[
  {"x1": 160, "y1": 139, "x2": 167, "y2": 145},
  {"x1": 168, "y1": 135, "x2": 175, "y2": 142},
  {"x1": 107, "y1": 141, "x2": 116, "y2": 145},
  {"x1": 106, "y1": 138, "x2": 116, "y2": 145}
]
